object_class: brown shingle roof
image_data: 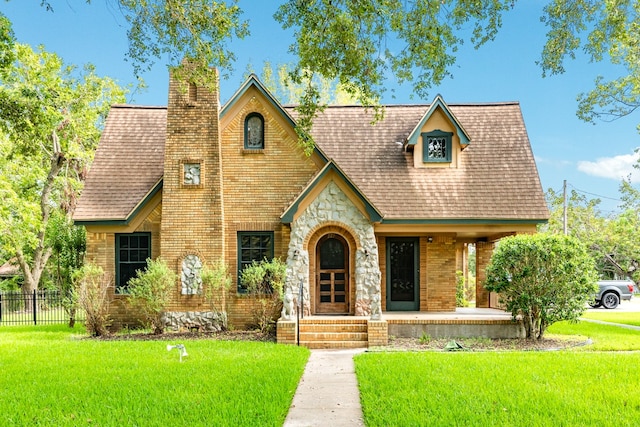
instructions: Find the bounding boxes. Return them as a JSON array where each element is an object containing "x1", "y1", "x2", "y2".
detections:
[
  {"x1": 75, "y1": 101, "x2": 548, "y2": 223},
  {"x1": 74, "y1": 105, "x2": 166, "y2": 222},
  {"x1": 288, "y1": 103, "x2": 549, "y2": 220}
]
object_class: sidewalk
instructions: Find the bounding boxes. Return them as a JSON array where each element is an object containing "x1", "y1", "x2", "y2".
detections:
[{"x1": 283, "y1": 348, "x2": 366, "y2": 427}]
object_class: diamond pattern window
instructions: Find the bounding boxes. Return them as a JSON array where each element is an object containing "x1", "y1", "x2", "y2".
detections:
[{"x1": 422, "y1": 129, "x2": 453, "y2": 163}]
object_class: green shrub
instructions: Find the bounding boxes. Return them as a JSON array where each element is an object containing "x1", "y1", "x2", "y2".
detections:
[
  {"x1": 455, "y1": 270, "x2": 469, "y2": 307},
  {"x1": 201, "y1": 260, "x2": 232, "y2": 329},
  {"x1": 127, "y1": 258, "x2": 177, "y2": 334},
  {"x1": 240, "y1": 258, "x2": 286, "y2": 334},
  {"x1": 485, "y1": 233, "x2": 598, "y2": 339},
  {"x1": 73, "y1": 263, "x2": 112, "y2": 337}
]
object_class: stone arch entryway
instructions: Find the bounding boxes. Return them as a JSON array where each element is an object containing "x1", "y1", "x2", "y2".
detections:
[
  {"x1": 282, "y1": 181, "x2": 382, "y2": 319},
  {"x1": 307, "y1": 225, "x2": 358, "y2": 315}
]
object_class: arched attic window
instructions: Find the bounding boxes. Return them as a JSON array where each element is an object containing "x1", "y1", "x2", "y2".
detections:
[{"x1": 244, "y1": 113, "x2": 264, "y2": 149}]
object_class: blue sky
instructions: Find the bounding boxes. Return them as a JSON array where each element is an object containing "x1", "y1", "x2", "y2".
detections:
[{"x1": 4, "y1": 1, "x2": 639, "y2": 214}]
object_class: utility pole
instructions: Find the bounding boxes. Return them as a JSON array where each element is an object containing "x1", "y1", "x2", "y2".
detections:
[{"x1": 563, "y1": 180, "x2": 567, "y2": 235}]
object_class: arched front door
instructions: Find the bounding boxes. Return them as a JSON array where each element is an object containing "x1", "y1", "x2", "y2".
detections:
[{"x1": 316, "y1": 234, "x2": 349, "y2": 314}]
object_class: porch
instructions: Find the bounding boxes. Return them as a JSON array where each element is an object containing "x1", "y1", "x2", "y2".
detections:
[{"x1": 276, "y1": 308, "x2": 525, "y2": 349}]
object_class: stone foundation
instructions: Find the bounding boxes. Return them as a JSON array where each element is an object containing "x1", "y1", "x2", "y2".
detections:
[{"x1": 163, "y1": 311, "x2": 227, "y2": 332}]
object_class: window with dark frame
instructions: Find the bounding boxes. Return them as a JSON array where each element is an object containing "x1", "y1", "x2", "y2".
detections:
[
  {"x1": 422, "y1": 129, "x2": 453, "y2": 163},
  {"x1": 116, "y1": 233, "x2": 151, "y2": 293},
  {"x1": 237, "y1": 231, "x2": 274, "y2": 292},
  {"x1": 244, "y1": 113, "x2": 264, "y2": 149}
]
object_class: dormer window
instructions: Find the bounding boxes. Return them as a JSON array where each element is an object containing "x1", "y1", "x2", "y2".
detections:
[
  {"x1": 422, "y1": 130, "x2": 453, "y2": 163},
  {"x1": 244, "y1": 113, "x2": 264, "y2": 149}
]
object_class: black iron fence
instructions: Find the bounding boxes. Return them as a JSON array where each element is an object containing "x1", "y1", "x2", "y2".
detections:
[{"x1": 0, "y1": 289, "x2": 84, "y2": 325}]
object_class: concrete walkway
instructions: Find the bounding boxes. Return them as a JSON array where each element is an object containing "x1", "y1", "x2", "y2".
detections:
[{"x1": 283, "y1": 348, "x2": 366, "y2": 427}]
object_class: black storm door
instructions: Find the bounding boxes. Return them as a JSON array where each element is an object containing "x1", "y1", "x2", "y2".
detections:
[{"x1": 386, "y1": 237, "x2": 419, "y2": 311}]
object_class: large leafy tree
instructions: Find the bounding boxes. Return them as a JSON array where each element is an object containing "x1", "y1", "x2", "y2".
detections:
[
  {"x1": 543, "y1": 187, "x2": 640, "y2": 284},
  {"x1": 0, "y1": 36, "x2": 126, "y2": 298},
  {"x1": 540, "y1": 0, "x2": 640, "y2": 131},
  {"x1": 26, "y1": 2, "x2": 640, "y2": 146},
  {"x1": 485, "y1": 234, "x2": 598, "y2": 339}
]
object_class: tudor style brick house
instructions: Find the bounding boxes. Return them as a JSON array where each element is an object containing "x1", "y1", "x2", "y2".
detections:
[{"x1": 74, "y1": 69, "x2": 548, "y2": 345}]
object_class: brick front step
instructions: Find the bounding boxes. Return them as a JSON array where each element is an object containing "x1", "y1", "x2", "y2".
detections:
[
  {"x1": 298, "y1": 318, "x2": 369, "y2": 349},
  {"x1": 277, "y1": 318, "x2": 389, "y2": 348},
  {"x1": 299, "y1": 331, "x2": 368, "y2": 341},
  {"x1": 300, "y1": 324, "x2": 368, "y2": 333},
  {"x1": 300, "y1": 340, "x2": 368, "y2": 349}
]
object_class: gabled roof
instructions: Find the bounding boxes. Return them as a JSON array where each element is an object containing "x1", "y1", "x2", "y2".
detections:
[
  {"x1": 287, "y1": 102, "x2": 549, "y2": 222},
  {"x1": 73, "y1": 105, "x2": 166, "y2": 222},
  {"x1": 281, "y1": 161, "x2": 383, "y2": 223},
  {"x1": 74, "y1": 78, "x2": 549, "y2": 225},
  {"x1": 405, "y1": 94, "x2": 471, "y2": 148},
  {"x1": 220, "y1": 74, "x2": 329, "y2": 163},
  {"x1": 221, "y1": 74, "x2": 296, "y2": 127}
]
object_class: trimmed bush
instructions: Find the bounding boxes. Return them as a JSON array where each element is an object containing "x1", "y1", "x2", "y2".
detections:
[
  {"x1": 73, "y1": 264, "x2": 112, "y2": 336},
  {"x1": 127, "y1": 258, "x2": 177, "y2": 334},
  {"x1": 240, "y1": 258, "x2": 286, "y2": 334}
]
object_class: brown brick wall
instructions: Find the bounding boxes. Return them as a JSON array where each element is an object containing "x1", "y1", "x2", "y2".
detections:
[
  {"x1": 475, "y1": 241, "x2": 495, "y2": 308},
  {"x1": 84, "y1": 204, "x2": 162, "y2": 329},
  {"x1": 367, "y1": 320, "x2": 388, "y2": 346},
  {"x1": 160, "y1": 68, "x2": 225, "y2": 314},
  {"x1": 220, "y1": 87, "x2": 319, "y2": 328},
  {"x1": 424, "y1": 236, "x2": 457, "y2": 311}
]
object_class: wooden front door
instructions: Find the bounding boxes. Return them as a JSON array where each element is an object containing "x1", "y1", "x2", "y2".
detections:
[{"x1": 316, "y1": 234, "x2": 349, "y2": 314}]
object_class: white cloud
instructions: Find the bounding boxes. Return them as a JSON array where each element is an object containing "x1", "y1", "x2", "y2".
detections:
[{"x1": 577, "y1": 151, "x2": 640, "y2": 182}]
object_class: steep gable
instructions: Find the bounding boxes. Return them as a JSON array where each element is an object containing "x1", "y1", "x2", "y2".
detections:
[{"x1": 281, "y1": 161, "x2": 383, "y2": 224}]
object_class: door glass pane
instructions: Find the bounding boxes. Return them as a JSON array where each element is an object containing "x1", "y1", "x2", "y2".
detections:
[
  {"x1": 390, "y1": 240, "x2": 415, "y2": 302},
  {"x1": 320, "y1": 238, "x2": 345, "y2": 269},
  {"x1": 335, "y1": 295, "x2": 345, "y2": 303}
]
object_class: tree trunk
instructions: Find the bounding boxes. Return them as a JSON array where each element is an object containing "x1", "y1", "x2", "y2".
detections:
[{"x1": 13, "y1": 132, "x2": 64, "y2": 309}]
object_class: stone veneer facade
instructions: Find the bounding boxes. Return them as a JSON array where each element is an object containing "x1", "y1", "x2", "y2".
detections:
[{"x1": 283, "y1": 181, "x2": 382, "y2": 320}]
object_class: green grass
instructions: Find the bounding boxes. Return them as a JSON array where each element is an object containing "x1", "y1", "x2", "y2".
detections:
[
  {"x1": 355, "y1": 351, "x2": 640, "y2": 426},
  {"x1": 581, "y1": 310, "x2": 640, "y2": 327},
  {"x1": 547, "y1": 319, "x2": 640, "y2": 350},
  {"x1": 357, "y1": 320, "x2": 640, "y2": 426},
  {"x1": 0, "y1": 325, "x2": 309, "y2": 426}
]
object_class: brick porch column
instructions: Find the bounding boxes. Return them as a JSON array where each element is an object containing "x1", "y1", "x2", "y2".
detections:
[{"x1": 475, "y1": 241, "x2": 495, "y2": 308}]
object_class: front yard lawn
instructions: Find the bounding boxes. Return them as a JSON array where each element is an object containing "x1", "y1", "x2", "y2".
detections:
[
  {"x1": 0, "y1": 325, "x2": 309, "y2": 426},
  {"x1": 581, "y1": 310, "x2": 640, "y2": 327},
  {"x1": 355, "y1": 351, "x2": 640, "y2": 426},
  {"x1": 548, "y1": 318, "x2": 640, "y2": 350},
  {"x1": 356, "y1": 319, "x2": 640, "y2": 426}
]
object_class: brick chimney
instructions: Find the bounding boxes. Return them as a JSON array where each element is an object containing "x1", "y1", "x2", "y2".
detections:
[{"x1": 161, "y1": 64, "x2": 225, "y2": 307}]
